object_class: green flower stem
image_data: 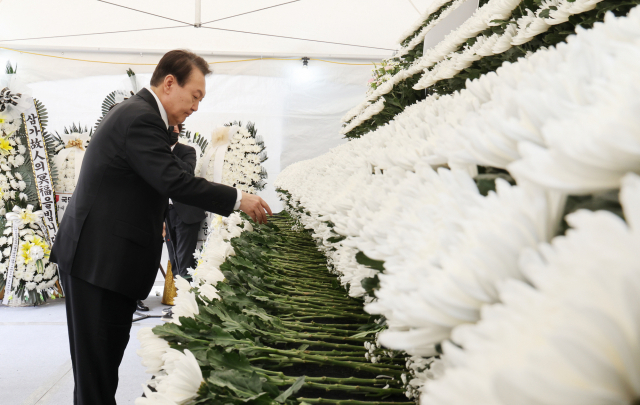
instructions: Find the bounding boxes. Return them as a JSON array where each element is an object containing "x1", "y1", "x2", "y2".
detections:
[
  {"x1": 269, "y1": 375, "x2": 399, "y2": 387},
  {"x1": 283, "y1": 310, "x2": 371, "y2": 321},
  {"x1": 296, "y1": 322, "x2": 368, "y2": 329},
  {"x1": 272, "y1": 299, "x2": 365, "y2": 312},
  {"x1": 267, "y1": 277, "x2": 335, "y2": 290},
  {"x1": 303, "y1": 382, "x2": 404, "y2": 395},
  {"x1": 256, "y1": 367, "x2": 401, "y2": 387},
  {"x1": 297, "y1": 399, "x2": 414, "y2": 405},
  {"x1": 280, "y1": 315, "x2": 367, "y2": 322},
  {"x1": 272, "y1": 244, "x2": 321, "y2": 252},
  {"x1": 259, "y1": 287, "x2": 353, "y2": 303},
  {"x1": 249, "y1": 355, "x2": 367, "y2": 362},
  {"x1": 273, "y1": 268, "x2": 332, "y2": 276},
  {"x1": 276, "y1": 332, "x2": 367, "y2": 344},
  {"x1": 264, "y1": 336, "x2": 367, "y2": 351},
  {"x1": 258, "y1": 355, "x2": 402, "y2": 377},
  {"x1": 270, "y1": 270, "x2": 338, "y2": 283},
  {"x1": 272, "y1": 260, "x2": 324, "y2": 266},
  {"x1": 271, "y1": 294, "x2": 359, "y2": 307},
  {"x1": 272, "y1": 257, "x2": 328, "y2": 266},
  {"x1": 267, "y1": 283, "x2": 351, "y2": 297},
  {"x1": 282, "y1": 323, "x2": 366, "y2": 335},
  {"x1": 267, "y1": 287, "x2": 356, "y2": 302},
  {"x1": 250, "y1": 348, "x2": 402, "y2": 376}
]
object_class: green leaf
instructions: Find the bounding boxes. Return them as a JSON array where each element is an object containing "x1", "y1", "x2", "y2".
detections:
[
  {"x1": 152, "y1": 322, "x2": 193, "y2": 340},
  {"x1": 206, "y1": 350, "x2": 253, "y2": 373},
  {"x1": 208, "y1": 370, "x2": 264, "y2": 399},
  {"x1": 351, "y1": 326, "x2": 383, "y2": 338},
  {"x1": 360, "y1": 275, "x2": 380, "y2": 295},
  {"x1": 274, "y1": 376, "x2": 305, "y2": 403},
  {"x1": 327, "y1": 235, "x2": 346, "y2": 244},
  {"x1": 474, "y1": 173, "x2": 515, "y2": 196},
  {"x1": 355, "y1": 251, "x2": 385, "y2": 271}
]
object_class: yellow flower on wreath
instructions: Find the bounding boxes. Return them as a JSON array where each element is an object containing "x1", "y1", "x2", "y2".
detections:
[
  {"x1": 19, "y1": 240, "x2": 36, "y2": 265},
  {"x1": 211, "y1": 214, "x2": 224, "y2": 230},
  {"x1": 19, "y1": 207, "x2": 38, "y2": 225},
  {"x1": 0, "y1": 136, "x2": 13, "y2": 156}
]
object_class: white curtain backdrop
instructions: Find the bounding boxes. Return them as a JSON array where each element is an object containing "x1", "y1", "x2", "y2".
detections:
[{"x1": 22, "y1": 58, "x2": 371, "y2": 212}]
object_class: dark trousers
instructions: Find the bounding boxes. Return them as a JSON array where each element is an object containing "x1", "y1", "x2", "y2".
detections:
[
  {"x1": 164, "y1": 206, "x2": 201, "y2": 278},
  {"x1": 60, "y1": 271, "x2": 137, "y2": 405}
]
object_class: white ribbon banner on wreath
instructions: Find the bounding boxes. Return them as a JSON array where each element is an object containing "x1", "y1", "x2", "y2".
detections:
[
  {"x1": 2, "y1": 209, "x2": 25, "y2": 305},
  {"x1": 197, "y1": 144, "x2": 228, "y2": 242},
  {"x1": 23, "y1": 101, "x2": 59, "y2": 243},
  {"x1": 56, "y1": 192, "x2": 73, "y2": 223}
]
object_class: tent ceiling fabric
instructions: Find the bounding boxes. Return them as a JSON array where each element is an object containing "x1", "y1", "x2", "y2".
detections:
[
  {"x1": 0, "y1": 0, "x2": 437, "y2": 210},
  {"x1": 1, "y1": 0, "x2": 435, "y2": 57}
]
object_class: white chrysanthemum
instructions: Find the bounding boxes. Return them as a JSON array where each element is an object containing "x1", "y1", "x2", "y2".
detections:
[
  {"x1": 135, "y1": 385, "x2": 178, "y2": 405},
  {"x1": 421, "y1": 173, "x2": 640, "y2": 405},
  {"x1": 171, "y1": 291, "x2": 199, "y2": 325},
  {"x1": 137, "y1": 327, "x2": 171, "y2": 374},
  {"x1": 155, "y1": 349, "x2": 203, "y2": 404},
  {"x1": 197, "y1": 283, "x2": 220, "y2": 301}
]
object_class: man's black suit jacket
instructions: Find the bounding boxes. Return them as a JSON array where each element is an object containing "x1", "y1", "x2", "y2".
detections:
[
  {"x1": 171, "y1": 142, "x2": 206, "y2": 224},
  {"x1": 50, "y1": 88, "x2": 237, "y2": 300}
]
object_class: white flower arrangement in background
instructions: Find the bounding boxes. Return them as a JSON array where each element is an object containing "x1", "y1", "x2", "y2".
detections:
[
  {"x1": 0, "y1": 171, "x2": 27, "y2": 214},
  {"x1": 199, "y1": 122, "x2": 267, "y2": 194},
  {"x1": 53, "y1": 124, "x2": 92, "y2": 194},
  {"x1": 220, "y1": 124, "x2": 266, "y2": 194},
  {"x1": 0, "y1": 205, "x2": 58, "y2": 304}
]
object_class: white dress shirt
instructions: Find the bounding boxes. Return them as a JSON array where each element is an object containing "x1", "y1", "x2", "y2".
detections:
[{"x1": 146, "y1": 87, "x2": 242, "y2": 210}]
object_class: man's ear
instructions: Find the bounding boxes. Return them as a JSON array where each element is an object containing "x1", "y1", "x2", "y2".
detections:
[{"x1": 163, "y1": 75, "x2": 176, "y2": 93}]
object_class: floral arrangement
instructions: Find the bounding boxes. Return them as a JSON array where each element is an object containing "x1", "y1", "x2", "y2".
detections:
[
  {"x1": 95, "y1": 69, "x2": 140, "y2": 129},
  {"x1": 53, "y1": 123, "x2": 92, "y2": 194},
  {"x1": 133, "y1": 6, "x2": 640, "y2": 405},
  {"x1": 137, "y1": 213, "x2": 410, "y2": 405},
  {"x1": 220, "y1": 122, "x2": 267, "y2": 193},
  {"x1": 0, "y1": 205, "x2": 58, "y2": 306},
  {"x1": 0, "y1": 65, "x2": 61, "y2": 306},
  {"x1": 275, "y1": 6, "x2": 640, "y2": 402},
  {"x1": 365, "y1": 60, "x2": 402, "y2": 97},
  {"x1": 341, "y1": 0, "x2": 639, "y2": 137},
  {"x1": 0, "y1": 75, "x2": 31, "y2": 215},
  {"x1": 200, "y1": 122, "x2": 267, "y2": 194}
]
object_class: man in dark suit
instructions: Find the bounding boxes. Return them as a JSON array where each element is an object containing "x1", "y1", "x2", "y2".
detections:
[
  {"x1": 50, "y1": 50, "x2": 271, "y2": 405},
  {"x1": 165, "y1": 124, "x2": 206, "y2": 279}
]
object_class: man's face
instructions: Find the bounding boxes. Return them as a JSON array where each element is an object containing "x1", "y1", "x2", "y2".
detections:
[{"x1": 160, "y1": 67, "x2": 206, "y2": 125}]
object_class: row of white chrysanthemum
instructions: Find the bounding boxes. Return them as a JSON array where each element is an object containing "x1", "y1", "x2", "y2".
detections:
[
  {"x1": 340, "y1": 0, "x2": 523, "y2": 127},
  {"x1": 394, "y1": 0, "x2": 466, "y2": 60},
  {"x1": 341, "y1": 0, "x2": 602, "y2": 135},
  {"x1": 339, "y1": 8, "x2": 640, "y2": 192},
  {"x1": 135, "y1": 213, "x2": 251, "y2": 405},
  {"x1": 276, "y1": 8, "x2": 640, "y2": 403}
]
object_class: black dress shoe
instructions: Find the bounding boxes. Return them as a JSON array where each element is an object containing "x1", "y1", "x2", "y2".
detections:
[{"x1": 136, "y1": 300, "x2": 150, "y2": 312}]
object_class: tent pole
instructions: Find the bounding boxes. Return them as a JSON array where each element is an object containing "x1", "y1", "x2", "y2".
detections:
[{"x1": 195, "y1": 0, "x2": 202, "y2": 28}]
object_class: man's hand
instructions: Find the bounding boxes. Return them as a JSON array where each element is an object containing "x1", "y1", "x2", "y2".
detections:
[
  {"x1": 239, "y1": 192, "x2": 272, "y2": 224},
  {"x1": 162, "y1": 223, "x2": 166, "y2": 239}
]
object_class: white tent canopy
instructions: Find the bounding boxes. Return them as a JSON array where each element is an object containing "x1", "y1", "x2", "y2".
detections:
[{"x1": 1, "y1": 0, "x2": 435, "y2": 209}]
